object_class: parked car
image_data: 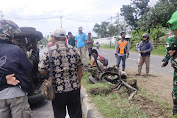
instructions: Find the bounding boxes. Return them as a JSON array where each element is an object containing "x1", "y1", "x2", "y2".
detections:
[{"x1": 14, "y1": 27, "x2": 46, "y2": 105}]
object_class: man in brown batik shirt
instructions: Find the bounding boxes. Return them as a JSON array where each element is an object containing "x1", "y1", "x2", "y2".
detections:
[{"x1": 39, "y1": 28, "x2": 82, "y2": 118}]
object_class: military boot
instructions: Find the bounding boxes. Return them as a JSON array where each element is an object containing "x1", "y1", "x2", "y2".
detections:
[
  {"x1": 173, "y1": 100, "x2": 177, "y2": 115},
  {"x1": 173, "y1": 105, "x2": 177, "y2": 115}
]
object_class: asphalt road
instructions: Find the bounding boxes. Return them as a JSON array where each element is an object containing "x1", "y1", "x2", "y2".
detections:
[
  {"x1": 96, "y1": 48, "x2": 173, "y2": 78},
  {"x1": 33, "y1": 47, "x2": 173, "y2": 118}
]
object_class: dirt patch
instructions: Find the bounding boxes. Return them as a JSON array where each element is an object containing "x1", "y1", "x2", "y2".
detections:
[
  {"x1": 88, "y1": 73, "x2": 172, "y2": 117},
  {"x1": 88, "y1": 83, "x2": 171, "y2": 118},
  {"x1": 115, "y1": 84, "x2": 172, "y2": 118},
  {"x1": 89, "y1": 87, "x2": 112, "y2": 95},
  {"x1": 126, "y1": 69, "x2": 173, "y2": 106},
  {"x1": 87, "y1": 64, "x2": 175, "y2": 117},
  {"x1": 131, "y1": 95, "x2": 171, "y2": 118}
]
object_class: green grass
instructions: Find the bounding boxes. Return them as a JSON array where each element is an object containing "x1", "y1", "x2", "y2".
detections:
[
  {"x1": 87, "y1": 59, "x2": 93, "y2": 64},
  {"x1": 83, "y1": 56, "x2": 171, "y2": 117},
  {"x1": 99, "y1": 44, "x2": 116, "y2": 50},
  {"x1": 82, "y1": 71, "x2": 173, "y2": 117},
  {"x1": 129, "y1": 45, "x2": 166, "y2": 56},
  {"x1": 139, "y1": 88, "x2": 172, "y2": 110},
  {"x1": 151, "y1": 45, "x2": 166, "y2": 56},
  {"x1": 81, "y1": 72, "x2": 149, "y2": 118},
  {"x1": 98, "y1": 44, "x2": 166, "y2": 56},
  {"x1": 91, "y1": 94, "x2": 148, "y2": 118},
  {"x1": 93, "y1": 45, "x2": 116, "y2": 50}
]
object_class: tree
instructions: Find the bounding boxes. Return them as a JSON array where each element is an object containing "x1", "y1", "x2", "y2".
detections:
[
  {"x1": 108, "y1": 24, "x2": 118, "y2": 36},
  {"x1": 93, "y1": 23, "x2": 101, "y2": 37},
  {"x1": 136, "y1": 0, "x2": 177, "y2": 30},
  {"x1": 118, "y1": 23, "x2": 127, "y2": 33},
  {"x1": 120, "y1": 0, "x2": 150, "y2": 29},
  {"x1": 93, "y1": 22, "x2": 119, "y2": 38},
  {"x1": 132, "y1": 0, "x2": 150, "y2": 17},
  {"x1": 38, "y1": 37, "x2": 48, "y2": 46},
  {"x1": 121, "y1": 5, "x2": 136, "y2": 29},
  {"x1": 93, "y1": 22, "x2": 109, "y2": 38}
]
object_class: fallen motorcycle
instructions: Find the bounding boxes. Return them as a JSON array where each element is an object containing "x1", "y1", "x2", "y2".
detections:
[{"x1": 88, "y1": 58, "x2": 137, "y2": 100}]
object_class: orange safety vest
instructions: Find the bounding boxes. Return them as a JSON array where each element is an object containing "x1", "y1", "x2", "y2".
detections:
[
  {"x1": 117, "y1": 40, "x2": 127, "y2": 54},
  {"x1": 65, "y1": 38, "x2": 67, "y2": 43}
]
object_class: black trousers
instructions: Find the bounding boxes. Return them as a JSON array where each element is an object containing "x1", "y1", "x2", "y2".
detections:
[{"x1": 52, "y1": 89, "x2": 82, "y2": 118}]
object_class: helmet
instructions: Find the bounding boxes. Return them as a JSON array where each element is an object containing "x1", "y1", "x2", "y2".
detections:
[
  {"x1": 166, "y1": 35, "x2": 177, "y2": 51},
  {"x1": 168, "y1": 11, "x2": 177, "y2": 31},
  {"x1": 0, "y1": 19, "x2": 21, "y2": 41},
  {"x1": 142, "y1": 33, "x2": 149, "y2": 38}
]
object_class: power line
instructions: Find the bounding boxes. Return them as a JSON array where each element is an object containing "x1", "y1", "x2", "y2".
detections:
[
  {"x1": 60, "y1": 16, "x2": 63, "y2": 28},
  {"x1": 64, "y1": 16, "x2": 103, "y2": 23},
  {"x1": 5, "y1": 14, "x2": 120, "y2": 23},
  {"x1": 6, "y1": 15, "x2": 62, "y2": 20}
]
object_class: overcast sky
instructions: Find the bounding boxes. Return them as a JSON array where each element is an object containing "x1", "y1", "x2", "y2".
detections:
[{"x1": 0, "y1": 0, "x2": 158, "y2": 37}]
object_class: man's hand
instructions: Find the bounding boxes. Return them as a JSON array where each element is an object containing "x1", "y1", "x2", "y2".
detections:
[
  {"x1": 85, "y1": 47, "x2": 87, "y2": 52},
  {"x1": 127, "y1": 54, "x2": 129, "y2": 58},
  {"x1": 161, "y1": 62, "x2": 165, "y2": 67},
  {"x1": 90, "y1": 64, "x2": 96, "y2": 67},
  {"x1": 142, "y1": 51, "x2": 146, "y2": 53},
  {"x1": 6, "y1": 74, "x2": 20, "y2": 85},
  {"x1": 115, "y1": 54, "x2": 117, "y2": 58}
]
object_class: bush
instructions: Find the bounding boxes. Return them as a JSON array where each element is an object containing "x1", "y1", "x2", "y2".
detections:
[{"x1": 130, "y1": 25, "x2": 168, "y2": 46}]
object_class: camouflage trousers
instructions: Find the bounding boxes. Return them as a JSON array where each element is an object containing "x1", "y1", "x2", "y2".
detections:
[
  {"x1": 172, "y1": 72, "x2": 177, "y2": 115},
  {"x1": 173, "y1": 72, "x2": 177, "y2": 100}
]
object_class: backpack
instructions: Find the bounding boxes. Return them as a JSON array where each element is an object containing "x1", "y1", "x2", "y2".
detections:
[
  {"x1": 99, "y1": 55, "x2": 108, "y2": 66},
  {"x1": 103, "y1": 57, "x2": 108, "y2": 66}
]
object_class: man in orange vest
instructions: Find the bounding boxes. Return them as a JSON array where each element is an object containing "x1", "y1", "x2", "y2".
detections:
[{"x1": 115, "y1": 32, "x2": 129, "y2": 71}]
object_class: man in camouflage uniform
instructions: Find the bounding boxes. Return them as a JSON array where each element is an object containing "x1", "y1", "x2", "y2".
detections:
[
  {"x1": 161, "y1": 11, "x2": 177, "y2": 115},
  {"x1": 39, "y1": 28, "x2": 82, "y2": 118}
]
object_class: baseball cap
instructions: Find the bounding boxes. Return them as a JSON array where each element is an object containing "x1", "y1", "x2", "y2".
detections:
[
  {"x1": 168, "y1": 11, "x2": 177, "y2": 31},
  {"x1": 78, "y1": 27, "x2": 83, "y2": 30},
  {"x1": 52, "y1": 28, "x2": 66, "y2": 38}
]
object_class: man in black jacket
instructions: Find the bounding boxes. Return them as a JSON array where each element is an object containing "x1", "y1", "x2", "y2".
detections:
[
  {"x1": 136, "y1": 33, "x2": 153, "y2": 76},
  {"x1": 0, "y1": 19, "x2": 32, "y2": 118}
]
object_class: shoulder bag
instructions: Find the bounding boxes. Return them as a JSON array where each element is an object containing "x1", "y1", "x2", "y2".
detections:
[{"x1": 41, "y1": 48, "x2": 55, "y2": 100}]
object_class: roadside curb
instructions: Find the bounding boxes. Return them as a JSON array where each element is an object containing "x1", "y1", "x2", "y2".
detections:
[{"x1": 81, "y1": 86, "x2": 104, "y2": 118}]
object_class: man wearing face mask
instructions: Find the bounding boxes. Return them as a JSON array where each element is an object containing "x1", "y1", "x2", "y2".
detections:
[
  {"x1": 115, "y1": 32, "x2": 129, "y2": 71},
  {"x1": 136, "y1": 33, "x2": 153, "y2": 76}
]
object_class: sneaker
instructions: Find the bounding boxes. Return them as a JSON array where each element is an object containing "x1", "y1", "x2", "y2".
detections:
[
  {"x1": 135, "y1": 73, "x2": 141, "y2": 76},
  {"x1": 145, "y1": 74, "x2": 149, "y2": 77}
]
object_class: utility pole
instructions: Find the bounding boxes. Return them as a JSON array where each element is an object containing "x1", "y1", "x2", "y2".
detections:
[
  {"x1": 111, "y1": 16, "x2": 112, "y2": 24},
  {"x1": 60, "y1": 16, "x2": 63, "y2": 28},
  {"x1": 110, "y1": 16, "x2": 112, "y2": 48},
  {"x1": 117, "y1": 13, "x2": 119, "y2": 35},
  {"x1": 0, "y1": 10, "x2": 4, "y2": 18}
]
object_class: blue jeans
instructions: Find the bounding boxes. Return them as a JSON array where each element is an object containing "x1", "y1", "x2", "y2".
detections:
[{"x1": 117, "y1": 55, "x2": 126, "y2": 71}]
